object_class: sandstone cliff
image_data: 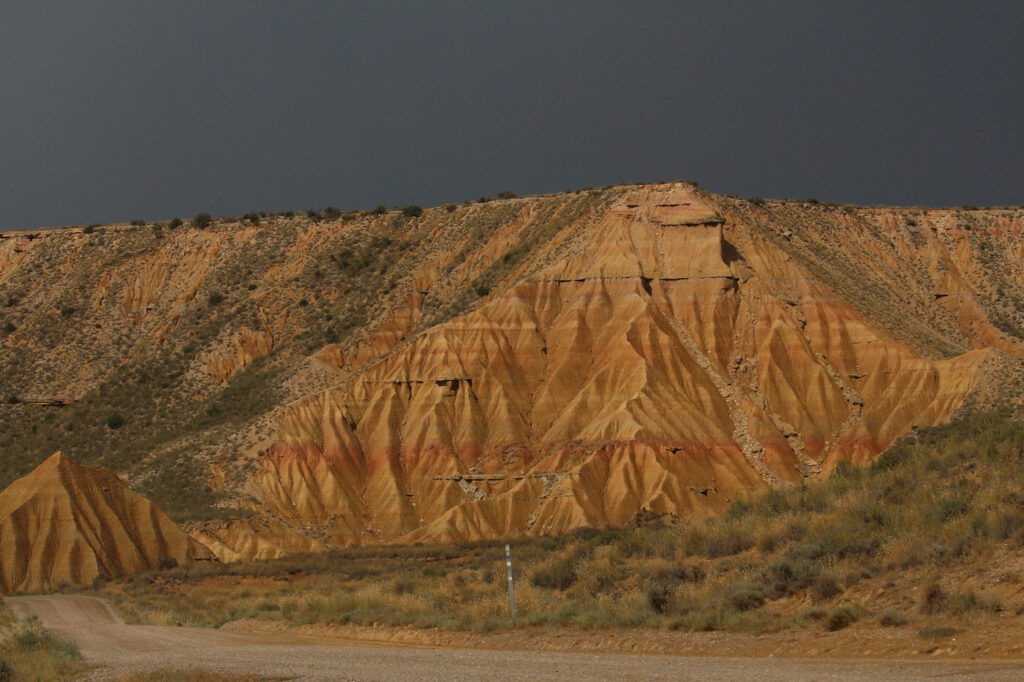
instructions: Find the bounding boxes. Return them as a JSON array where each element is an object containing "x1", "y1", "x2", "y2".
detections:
[
  {"x1": 0, "y1": 453, "x2": 212, "y2": 593},
  {"x1": 1, "y1": 184, "x2": 1023, "y2": 562}
]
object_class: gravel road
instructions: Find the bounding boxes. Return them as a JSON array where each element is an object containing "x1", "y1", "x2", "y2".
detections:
[{"x1": 7, "y1": 595, "x2": 1024, "y2": 681}]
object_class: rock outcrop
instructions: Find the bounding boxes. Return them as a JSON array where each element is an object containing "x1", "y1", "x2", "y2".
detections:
[
  {"x1": 2, "y1": 184, "x2": 1024, "y2": 562},
  {"x1": 0, "y1": 453, "x2": 213, "y2": 594},
  {"x1": 246, "y1": 189, "x2": 995, "y2": 547}
]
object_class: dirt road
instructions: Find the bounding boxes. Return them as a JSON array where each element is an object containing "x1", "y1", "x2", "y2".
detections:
[{"x1": 7, "y1": 595, "x2": 1024, "y2": 681}]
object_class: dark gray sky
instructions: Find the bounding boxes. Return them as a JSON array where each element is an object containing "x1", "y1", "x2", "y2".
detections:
[{"x1": 1, "y1": 1, "x2": 1021, "y2": 230}]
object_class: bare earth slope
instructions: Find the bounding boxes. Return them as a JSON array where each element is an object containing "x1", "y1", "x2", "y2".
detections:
[
  {"x1": 0, "y1": 454, "x2": 211, "y2": 593},
  {"x1": 245, "y1": 188, "x2": 1009, "y2": 549},
  {"x1": 2, "y1": 184, "x2": 1024, "y2": 564},
  {"x1": 7, "y1": 595, "x2": 1024, "y2": 681}
]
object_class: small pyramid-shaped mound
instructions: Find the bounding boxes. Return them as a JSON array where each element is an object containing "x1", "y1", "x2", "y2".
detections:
[{"x1": 0, "y1": 452, "x2": 214, "y2": 594}]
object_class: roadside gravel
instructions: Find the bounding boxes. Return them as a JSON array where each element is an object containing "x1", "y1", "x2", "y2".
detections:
[{"x1": 7, "y1": 595, "x2": 1024, "y2": 681}]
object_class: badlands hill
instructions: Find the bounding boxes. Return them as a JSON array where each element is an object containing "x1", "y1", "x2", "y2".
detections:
[
  {"x1": 0, "y1": 452, "x2": 211, "y2": 593},
  {"x1": 2, "y1": 183, "x2": 1024, "y2": 569}
]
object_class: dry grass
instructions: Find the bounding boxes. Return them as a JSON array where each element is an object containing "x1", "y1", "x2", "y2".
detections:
[
  {"x1": 84, "y1": 412, "x2": 1024, "y2": 638},
  {"x1": 0, "y1": 602, "x2": 89, "y2": 681},
  {"x1": 0, "y1": 187, "x2": 625, "y2": 526}
]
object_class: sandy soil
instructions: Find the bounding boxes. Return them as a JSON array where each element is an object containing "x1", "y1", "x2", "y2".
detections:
[{"x1": 7, "y1": 595, "x2": 1024, "y2": 681}]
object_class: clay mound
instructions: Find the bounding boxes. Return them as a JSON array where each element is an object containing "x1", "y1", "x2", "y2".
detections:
[
  {"x1": 247, "y1": 188, "x2": 994, "y2": 546},
  {"x1": 4, "y1": 183, "x2": 1024, "y2": 560},
  {"x1": 0, "y1": 452, "x2": 213, "y2": 594},
  {"x1": 190, "y1": 518, "x2": 329, "y2": 563}
]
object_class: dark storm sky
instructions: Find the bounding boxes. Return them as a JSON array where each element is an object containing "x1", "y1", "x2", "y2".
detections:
[{"x1": 1, "y1": 1, "x2": 1021, "y2": 230}]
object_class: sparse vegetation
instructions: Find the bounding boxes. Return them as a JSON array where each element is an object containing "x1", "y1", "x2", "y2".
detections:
[
  {"x1": 81, "y1": 412, "x2": 1024, "y2": 637},
  {"x1": 0, "y1": 603, "x2": 88, "y2": 680},
  {"x1": 192, "y1": 212, "x2": 212, "y2": 229}
]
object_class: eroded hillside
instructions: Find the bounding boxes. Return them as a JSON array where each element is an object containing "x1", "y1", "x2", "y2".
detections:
[
  {"x1": 0, "y1": 453, "x2": 211, "y2": 593},
  {"x1": 2, "y1": 184, "x2": 1023, "y2": 561}
]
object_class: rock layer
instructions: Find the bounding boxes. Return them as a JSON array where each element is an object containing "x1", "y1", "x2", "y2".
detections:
[
  {"x1": 0, "y1": 453, "x2": 212, "y2": 594},
  {"x1": 2, "y1": 184, "x2": 1024, "y2": 562},
  {"x1": 246, "y1": 189, "x2": 994, "y2": 548}
]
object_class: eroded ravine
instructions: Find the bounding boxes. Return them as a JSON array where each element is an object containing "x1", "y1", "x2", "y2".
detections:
[{"x1": 2, "y1": 184, "x2": 1022, "y2": 569}]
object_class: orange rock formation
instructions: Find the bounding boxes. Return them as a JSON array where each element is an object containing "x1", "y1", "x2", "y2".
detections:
[
  {"x1": 2, "y1": 184, "x2": 1023, "y2": 564},
  {"x1": 247, "y1": 189, "x2": 994, "y2": 548},
  {"x1": 0, "y1": 453, "x2": 212, "y2": 594}
]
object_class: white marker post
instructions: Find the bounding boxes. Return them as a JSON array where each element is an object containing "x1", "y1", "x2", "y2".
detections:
[{"x1": 505, "y1": 543, "x2": 517, "y2": 626}]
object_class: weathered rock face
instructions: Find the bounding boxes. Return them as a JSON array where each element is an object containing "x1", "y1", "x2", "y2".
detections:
[
  {"x1": 2, "y1": 184, "x2": 1024, "y2": 562},
  {"x1": 250, "y1": 189, "x2": 995, "y2": 546},
  {"x1": 0, "y1": 453, "x2": 212, "y2": 594}
]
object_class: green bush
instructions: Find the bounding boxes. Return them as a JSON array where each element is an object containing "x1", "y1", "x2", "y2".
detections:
[
  {"x1": 105, "y1": 413, "x2": 125, "y2": 430},
  {"x1": 401, "y1": 205, "x2": 423, "y2": 218},
  {"x1": 168, "y1": 218, "x2": 183, "y2": 229},
  {"x1": 721, "y1": 582, "x2": 764, "y2": 612},
  {"x1": 704, "y1": 528, "x2": 754, "y2": 558},
  {"x1": 810, "y1": 572, "x2": 844, "y2": 601},
  {"x1": 130, "y1": 218, "x2": 146, "y2": 226},
  {"x1": 825, "y1": 606, "x2": 858, "y2": 631},
  {"x1": 530, "y1": 557, "x2": 577, "y2": 590},
  {"x1": 762, "y1": 559, "x2": 817, "y2": 598},
  {"x1": 192, "y1": 212, "x2": 212, "y2": 229},
  {"x1": 919, "y1": 581, "x2": 947, "y2": 614},
  {"x1": 646, "y1": 582, "x2": 674, "y2": 614}
]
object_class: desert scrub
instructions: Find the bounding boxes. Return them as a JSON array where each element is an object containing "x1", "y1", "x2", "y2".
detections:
[
  {"x1": 80, "y1": 411, "x2": 1024, "y2": 635},
  {"x1": 0, "y1": 604, "x2": 88, "y2": 680}
]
